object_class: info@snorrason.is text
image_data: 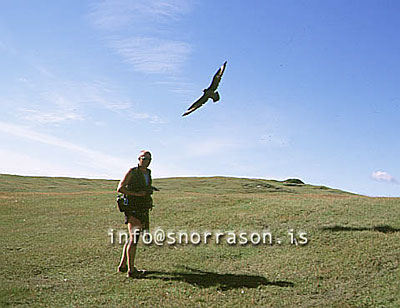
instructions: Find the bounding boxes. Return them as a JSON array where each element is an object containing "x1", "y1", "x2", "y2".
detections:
[{"x1": 108, "y1": 228, "x2": 308, "y2": 246}]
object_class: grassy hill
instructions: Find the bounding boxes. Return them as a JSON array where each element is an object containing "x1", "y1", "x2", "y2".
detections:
[{"x1": 0, "y1": 174, "x2": 399, "y2": 307}]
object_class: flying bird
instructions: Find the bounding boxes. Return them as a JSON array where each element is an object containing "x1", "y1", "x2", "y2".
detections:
[{"x1": 182, "y1": 61, "x2": 227, "y2": 117}]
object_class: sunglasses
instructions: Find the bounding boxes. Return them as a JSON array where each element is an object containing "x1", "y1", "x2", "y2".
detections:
[{"x1": 139, "y1": 156, "x2": 151, "y2": 161}]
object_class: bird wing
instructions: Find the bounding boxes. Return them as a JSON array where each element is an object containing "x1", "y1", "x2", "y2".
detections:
[
  {"x1": 182, "y1": 94, "x2": 209, "y2": 116},
  {"x1": 208, "y1": 61, "x2": 227, "y2": 91}
]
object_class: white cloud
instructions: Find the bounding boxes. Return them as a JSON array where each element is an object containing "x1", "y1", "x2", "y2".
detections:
[
  {"x1": 62, "y1": 81, "x2": 133, "y2": 111},
  {"x1": 88, "y1": 0, "x2": 192, "y2": 30},
  {"x1": 127, "y1": 111, "x2": 165, "y2": 124},
  {"x1": 0, "y1": 121, "x2": 129, "y2": 174},
  {"x1": 371, "y1": 171, "x2": 398, "y2": 184},
  {"x1": 88, "y1": 0, "x2": 193, "y2": 75},
  {"x1": 0, "y1": 149, "x2": 104, "y2": 179},
  {"x1": 108, "y1": 36, "x2": 191, "y2": 74},
  {"x1": 151, "y1": 80, "x2": 195, "y2": 96},
  {"x1": 19, "y1": 108, "x2": 84, "y2": 124},
  {"x1": 15, "y1": 74, "x2": 163, "y2": 125},
  {"x1": 0, "y1": 121, "x2": 194, "y2": 179}
]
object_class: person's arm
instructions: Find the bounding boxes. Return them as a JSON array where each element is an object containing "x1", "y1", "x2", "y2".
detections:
[{"x1": 117, "y1": 169, "x2": 146, "y2": 196}]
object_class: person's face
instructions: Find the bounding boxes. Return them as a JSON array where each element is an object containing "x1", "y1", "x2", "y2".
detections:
[{"x1": 138, "y1": 153, "x2": 152, "y2": 167}]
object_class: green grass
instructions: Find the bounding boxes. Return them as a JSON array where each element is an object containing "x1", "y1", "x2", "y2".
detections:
[{"x1": 0, "y1": 174, "x2": 399, "y2": 307}]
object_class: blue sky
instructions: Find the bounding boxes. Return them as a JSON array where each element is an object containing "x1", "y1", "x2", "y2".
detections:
[{"x1": 0, "y1": 0, "x2": 399, "y2": 197}]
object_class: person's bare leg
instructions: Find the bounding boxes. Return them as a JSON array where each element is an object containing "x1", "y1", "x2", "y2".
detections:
[
  {"x1": 126, "y1": 216, "x2": 142, "y2": 274},
  {"x1": 127, "y1": 241, "x2": 138, "y2": 272},
  {"x1": 117, "y1": 241, "x2": 128, "y2": 271}
]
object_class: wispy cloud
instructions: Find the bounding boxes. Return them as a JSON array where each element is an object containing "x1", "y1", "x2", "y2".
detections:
[
  {"x1": 0, "y1": 121, "x2": 129, "y2": 173},
  {"x1": 18, "y1": 108, "x2": 84, "y2": 124},
  {"x1": 0, "y1": 149, "x2": 100, "y2": 179},
  {"x1": 13, "y1": 77, "x2": 85, "y2": 125},
  {"x1": 108, "y1": 36, "x2": 191, "y2": 74},
  {"x1": 88, "y1": 0, "x2": 192, "y2": 30},
  {"x1": 16, "y1": 74, "x2": 163, "y2": 125},
  {"x1": 88, "y1": 0, "x2": 193, "y2": 75},
  {"x1": 151, "y1": 80, "x2": 195, "y2": 95},
  {"x1": 371, "y1": 171, "x2": 398, "y2": 184},
  {"x1": 126, "y1": 111, "x2": 165, "y2": 124},
  {"x1": 0, "y1": 121, "x2": 195, "y2": 179}
]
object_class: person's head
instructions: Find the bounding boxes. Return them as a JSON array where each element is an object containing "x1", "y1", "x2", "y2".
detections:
[{"x1": 138, "y1": 150, "x2": 152, "y2": 168}]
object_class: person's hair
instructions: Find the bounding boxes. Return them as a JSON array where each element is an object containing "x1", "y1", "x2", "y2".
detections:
[{"x1": 138, "y1": 150, "x2": 151, "y2": 158}]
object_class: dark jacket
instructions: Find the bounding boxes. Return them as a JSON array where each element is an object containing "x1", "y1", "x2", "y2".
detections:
[{"x1": 125, "y1": 167, "x2": 153, "y2": 211}]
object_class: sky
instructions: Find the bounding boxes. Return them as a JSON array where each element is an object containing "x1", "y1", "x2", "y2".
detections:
[{"x1": 0, "y1": 0, "x2": 399, "y2": 197}]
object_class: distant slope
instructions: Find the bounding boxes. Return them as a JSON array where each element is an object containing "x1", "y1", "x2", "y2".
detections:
[
  {"x1": 0, "y1": 174, "x2": 117, "y2": 193},
  {"x1": 0, "y1": 174, "x2": 355, "y2": 196}
]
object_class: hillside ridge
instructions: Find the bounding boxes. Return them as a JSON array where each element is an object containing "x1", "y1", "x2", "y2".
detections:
[{"x1": 0, "y1": 173, "x2": 355, "y2": 196}]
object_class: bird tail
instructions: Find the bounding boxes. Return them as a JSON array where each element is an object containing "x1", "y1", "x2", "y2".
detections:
[{"x1": 211, "y1": 91, "x2": 220, "y2": 102}]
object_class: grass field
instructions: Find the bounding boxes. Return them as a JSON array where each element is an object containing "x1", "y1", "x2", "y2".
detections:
[{"x1": 1, "y1": 174, "x2": 399, "y2": 307}]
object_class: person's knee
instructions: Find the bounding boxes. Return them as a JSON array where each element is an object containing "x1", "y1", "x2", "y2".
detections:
[{"x1": 129, "y1": 228, "x2": 141, "y2": 245}]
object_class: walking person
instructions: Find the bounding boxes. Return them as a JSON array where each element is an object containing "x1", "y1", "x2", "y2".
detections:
[{"x1": 117, "y1": 150, "x2": 153, "y2": 277}]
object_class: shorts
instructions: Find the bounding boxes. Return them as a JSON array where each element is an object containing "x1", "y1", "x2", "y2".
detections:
[{"x1": 124, "y1": 209, "x2": 150, "y2": 230}]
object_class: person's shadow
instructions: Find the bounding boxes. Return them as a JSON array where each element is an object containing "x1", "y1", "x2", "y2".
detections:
[
  {"x1": 321, "y1": 224, "x2": 400, "y2": 233},
  {"x1": 139, "y1": 266, "x2": 294, "y2": 290}
]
